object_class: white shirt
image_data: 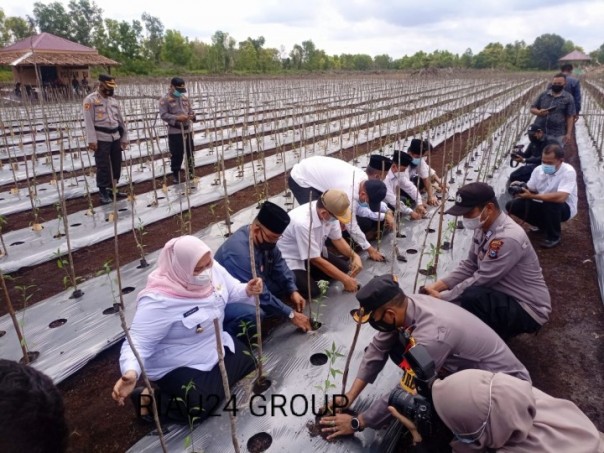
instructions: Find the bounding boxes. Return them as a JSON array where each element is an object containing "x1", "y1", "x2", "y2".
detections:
[
  {"x1": 119, "y1": 262, "x2": 254, "y2": 380},
  {"x1": 407, "y1": 158, "x2": 430, "y2": 180},
  {"x1": 278, "y1": 200, "x2": 342, "y2": 271},
  {"x1": 527, "y1": 162, "x2": 578, "y2": 219},
  {"x1": 383, "y1": 169, "x2": 422, "y2": 214},
  {"x1": 290, "y1": 155, "x2": 372, "y2": 249}
]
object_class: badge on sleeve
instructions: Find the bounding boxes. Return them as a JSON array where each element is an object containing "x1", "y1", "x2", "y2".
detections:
[
  {"x1": 84, "y1": 103, "x2": 91, "y2": 110},
  {"x1": 488, "y1": 239, "x2": 504, "y2": 259}
]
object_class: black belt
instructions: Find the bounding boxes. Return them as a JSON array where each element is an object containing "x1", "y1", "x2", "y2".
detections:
[{"x1": 95, "y1": 126, "x2": 119, "y2": 134}]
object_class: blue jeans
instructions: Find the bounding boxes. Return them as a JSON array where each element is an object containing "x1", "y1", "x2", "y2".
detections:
[{"x1": 223, "y1": 303, "x2": 265, "y2": 339}]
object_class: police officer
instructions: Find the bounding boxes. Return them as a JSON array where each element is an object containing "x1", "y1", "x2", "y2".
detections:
[
  {"x1": 159, "y1": 77, "x2": 196, "y2": 184},
  {"x1": 318, "y1": 274, "x2": 530, "y2": 439},
  {"x1": 509, "y1": 124, "x2": 560, "y2": 184},
  {"x1": 423, "y1": 182, "x2": 551, "y2": 339},
  {"x1": 83, "y1": 74, "x2": 129, "y2": 205}
]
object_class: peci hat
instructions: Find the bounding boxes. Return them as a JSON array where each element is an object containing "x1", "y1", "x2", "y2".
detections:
[
  {"x1": 368, "y1": 154, "x2": 392, "y2": 172},
  {"x1": 445, "y1": 182, "x2": 495, "y2": 216},
  {"x1": 256, "y1": 201, "x2": 291, "y2": 234},
  {"x1": 321, "y1": 189, "x2": 352, "y2": 223},
  {"x1": 98, "y1": 74, "x2": 117, "y2": 88},
  {"x1": 352, "y1": 274, "x2": 404, "y2": 323},
  {"x1": 171, "y1": 77, "x2": 187, "y2": 93},
  {"x1": 391, "y1": 150, "x2": 413, "y2": 167},
  {"x1": 527, "y1": 124, "x2": 543, "y2": 134},
  {"x1": 364, "y1": 179, "x2": 387, "y2": 212},
  {"x1": 408, "y1": 139, "x2": 433, "y2": 156}
]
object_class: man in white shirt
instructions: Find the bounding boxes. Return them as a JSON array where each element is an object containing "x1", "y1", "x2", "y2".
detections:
[
  {"x1": 407, "y1": 138, "x2": 440, "y2": 206},
  {"x1": 383, "y1": 150, "x2": 427, "y2": 220},
  {"x1": 506, "y1": 144, "x2": 577, "y2": 249},
  {"x1": 288, "y1": 156, "x2": 392, "y2": 261},
  {"x1": 278, "y1": 189, "x2": 363, "y2": 297}
]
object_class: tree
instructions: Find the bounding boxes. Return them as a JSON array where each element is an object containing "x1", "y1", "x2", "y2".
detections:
[
  {"x1": 531, "y1": 33, "x2": 565, "y2": 70},
  {"x1": 374, "y1": 54, "x2": 392, "y2": 70},
  {"x1": 33, "y1": 2, "x2": 71, "y2": 39},
  {"x1": 189, "y1": 39, "x2": 210, "y2": 70},
  {"x1": 206, "y1": 30, "x2": 235, "y2": 73},
  {"x1": 352, "y1": 54, "x2": 372, "y2": 70},
  {"x1": 68, "y1": 0, "x2": 103, "y2": 47},
  {"x1": 473, "y1": 42, "x2": 506, "y2": 69},
  {"x1": 460, "y1": 48, "x2": 473, "y2": 68},
  {"x1": 141, "y1": 12, "x2": 164, "y2": 63},
  {"x1": 161, "y1": 29, "x2": 191, "y2": 67},
  {"x1": 4, "y1": 16, "x2": 33, "y2": 43}
]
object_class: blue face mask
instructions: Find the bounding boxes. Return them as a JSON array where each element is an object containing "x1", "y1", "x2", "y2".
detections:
[
  {"x1": 358, "y1": 201, "x2": 369, "y2": 208},
  {"x1": 542, "y1": 164, "x2": 557, "y2": 175},
  {"x1": 173, "y1": 89, "x2": 183, "y2": 98},
  {"x1": 411, "y1": 157, "x2": 422, "y2": 166}
]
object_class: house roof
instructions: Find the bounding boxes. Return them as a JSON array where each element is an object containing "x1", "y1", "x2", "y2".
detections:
[
  {"x1": 0, "y1": 32, "x2": 119, "y2": 66},
  {"x1": 559, "y1": 50, "x2": 592, "y2": 62}
]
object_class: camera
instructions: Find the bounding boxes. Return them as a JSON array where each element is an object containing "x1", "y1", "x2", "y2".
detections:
[
  {"x1": 509, "y1": 144, "x2": 524, "y2": 168},
  {"x1": 508, "y1": 181, "x2": 528, "y2": 196},
  {"x1": 388, "y1": 387, "x2": 433, "y2": 437},
  {"x1": 388, "y1": 344, "x2": 437, "y2": 437}
]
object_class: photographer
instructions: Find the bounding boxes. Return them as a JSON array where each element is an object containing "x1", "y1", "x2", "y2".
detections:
[
  {"x1": 509, "y1": 124, "x2": 560, "y2": 184},
  {"x1": 318, "y1": 274, "x2": 530, "y2": 440},
  {"x1": 506, "y1": 144, "x2": 577, "y2": 249},
  {"x1": 530, "y1": 73, "x2": 576, "y2": 146},
  {"x1": 390, "y1": 369, "x2": 604, "y2": 453},
  {"x1": 423, "y1": 183, "x2": 550, "y2": 340}
]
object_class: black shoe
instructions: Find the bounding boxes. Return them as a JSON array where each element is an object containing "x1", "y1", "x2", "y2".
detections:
[
  {"x1": 99, "y1": 190, "x2": 112, "y2": 205},
  {"x1": 173, "y1": 176, "x2": 181, "y2": 184},
  {"x1": 114, "y1": 191, "x2": 128, "y2": 199},
  {"x1": 540, "y1": 238, "x2": 561, "y2": 249}
]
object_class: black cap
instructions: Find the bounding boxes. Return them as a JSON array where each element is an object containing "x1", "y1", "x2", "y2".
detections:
[
  {"x1": 445, "y1": 182, "x2": 495, "y2": 216},
  {"x1": 392, "y1": 150, "x2": 413, "y2": 167},
  {"x1": 256, "y1": 201, "x2": 290, "y2": 234},
  {"x1": 408, "y1": 139, "x2": 433, "y2": 156},
  {"x1": 527, "y1": 124, "x2": 543, "y2": 134},
  {"x1": 368, "y1": 154, "x2": 392, "y2": 172},
  {"x1": 355, "y1": 274, "x2": 404, "y2": 316},
  {"x1": 171, "y1": 77, "x2": 186, "y2": 92},
  {"x1": 98, "y1": 74, "x2": 116, "y2": 87},
  {"x1": 364, "y1": 179, "x2": 387, "y2": 212}
]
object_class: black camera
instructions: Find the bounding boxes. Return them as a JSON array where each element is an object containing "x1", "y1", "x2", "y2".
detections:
[
  {"x1": 508, "y1": 181, "x2": 528, "y2": 196},
  {"x1": 388, "y1": 344, "x2": 437, "y2": 437},
  {"x1": 509, "y1": 144, "x2": 525, "y2": 168}
]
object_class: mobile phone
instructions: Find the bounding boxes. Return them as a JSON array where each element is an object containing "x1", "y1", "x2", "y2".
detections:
[{"x1": 545, "y1": 106, "x2": 557, "y2": 111}]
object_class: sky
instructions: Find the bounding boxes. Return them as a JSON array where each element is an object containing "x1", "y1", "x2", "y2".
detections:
[{"x1": 2, "y1": 0, "x2": 603, "y2": 58}]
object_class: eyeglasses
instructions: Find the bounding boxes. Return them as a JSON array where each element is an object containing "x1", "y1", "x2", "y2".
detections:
[{"x1": 453, "y1": 376, "x2": 495, "y2": 444}]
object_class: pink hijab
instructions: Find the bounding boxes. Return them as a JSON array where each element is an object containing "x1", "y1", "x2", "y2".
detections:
[
  {"x1": 137, "y1": 235, "x2": 214, "y2": 300},
  {"x1": 433, "y1": 369, "x2": 604, "y2": 453}
]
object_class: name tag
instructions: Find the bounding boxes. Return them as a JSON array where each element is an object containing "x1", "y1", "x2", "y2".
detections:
[{"x1": 183, "y1": 306, "x2": 199, "y2": 318}]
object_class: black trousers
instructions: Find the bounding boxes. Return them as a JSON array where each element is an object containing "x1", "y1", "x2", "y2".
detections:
[
  {"x1": 95, "y1": 140, "x2": 122, "y2": 189},
  {"x1": 168, "y1": 132, "x2": 195, "y2": 177},
  {"x1": 154, "y1": 338, "x2": 254, "y2": 424},
  {"x1": 399, "y1": 176, "x2": 424, "y2": 208},
  {"x1": 506, "y1": 198, "x2": 571, "y2": 241},
  {"x1": 509, "y1": 164, "x2": 537, "y2": 184},
  {"x1": 292, "y1": 251, "x2": 350, "y2": 299},
  {"x1": 458, "y1": 286, "x2": 541, "y2": 340},
  {"x1": 288, "y1": 174, "x2": 323, "y2": 206}
]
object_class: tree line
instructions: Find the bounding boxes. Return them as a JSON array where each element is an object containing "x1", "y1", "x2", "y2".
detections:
[{"x1": 1, "y1": 1, "x2": 603, "y2": 75}]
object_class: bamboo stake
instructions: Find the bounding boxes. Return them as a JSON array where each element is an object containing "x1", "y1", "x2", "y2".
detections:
[{"x1": 247, "y1": 228, "x2": 264, "y2": 383}]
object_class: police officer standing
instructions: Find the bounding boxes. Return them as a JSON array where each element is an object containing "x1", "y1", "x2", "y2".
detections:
[
  {"x1": 83, "y1": 74, "x2": 129, "y2": 205},
  {"x1": 423, "y1": 182, "x2": 551, "y2": 339},
  {"x1": 159, "y1": 77, "x2": 196, "y2": 184},
  {"x1": 318, "y1": 274, "x2": 530, "y2": 439}
]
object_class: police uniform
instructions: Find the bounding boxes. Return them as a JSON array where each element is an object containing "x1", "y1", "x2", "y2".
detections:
[
  {"x1": 353, "y1": 275, "x2": 530, "y2": 429},
  {"x1": 159, "y1": 77, "x2": 196, "y2": 183},
  {"x1": 83, "y1": 75, "x2": 128, "y2": 202},
  {"x1": 441, "y1": 183, "x2": 551, "y2": 339}
]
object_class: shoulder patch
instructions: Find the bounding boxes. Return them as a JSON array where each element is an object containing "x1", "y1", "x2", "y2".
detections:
[
  {"x1": 84, "y1": 103, "x2": 91, "y2": 110},
  {"x1": 488, "y1": 239, "x2": 504, "y2": 259}
]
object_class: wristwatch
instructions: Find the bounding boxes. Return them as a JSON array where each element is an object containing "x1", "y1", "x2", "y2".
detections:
[
  {"x1": 351, "y1": 417, "x2": 364, "y2": 432},
  {"x1": 288, "y1": 310, "x2": 295, "y2": 320}
]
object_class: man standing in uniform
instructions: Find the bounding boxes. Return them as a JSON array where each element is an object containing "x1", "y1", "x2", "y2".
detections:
[
  {"x1": 215, "y1": 201, "x2": 311, "y2": 337},
  {"x1": 159, "y1": 77, "x2": 196, "y2": 184},
  {"x1": 423, "y1": 182, "x2": 550, "y2": 339},
  {"x1": 83, "y1": 74, "x2": 129, "y2": 205},
  {"x1": 288, "y1": 155, "x2": 392, "y2": 261},
  {"x1": 319, "y1": 274, "x2": 530, "y2": 438},
  {"x1": 278, "y1": 190, "x2": 363, "y2": 297},
  {"x1": 530, "y1": 73, "x2": 576, "y2": 146}
]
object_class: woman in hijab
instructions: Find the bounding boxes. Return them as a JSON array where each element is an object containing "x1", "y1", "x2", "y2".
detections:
[
  {"x1": 431, "y1": 369, "x2": 604, "y2": 452},
  {"x1": 112, "y1": 235, "x2": 263, "y2": 424}
]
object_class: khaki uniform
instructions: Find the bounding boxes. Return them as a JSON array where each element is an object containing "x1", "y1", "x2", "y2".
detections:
[
  {"x1": 159, "y1": 92, "x2": 196, "y2": 178},
  {"x1": 83, "y1": 91, "x2": 128, "y2": 191},
  {"x1": 440, "y1": 213, "x2": 551, "y2": 326},
  {"x1": 159, "y1": 92, "x2": 195, "y2": 135},
  {"x1": 356, "y1": 293, "x2": 530, "y2": 429}
]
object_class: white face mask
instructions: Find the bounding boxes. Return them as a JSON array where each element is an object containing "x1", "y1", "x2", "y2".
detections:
[
  {"x1": 190, "y1": 269, "x2": 212, "y2": 286},
  {"x1": 462, "y1": 207, "x2": 486, "y2": 230}
]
